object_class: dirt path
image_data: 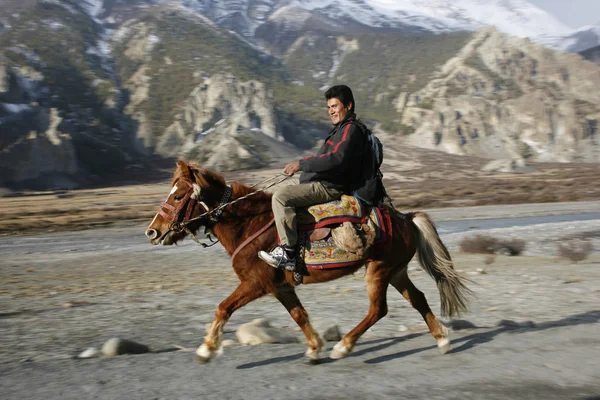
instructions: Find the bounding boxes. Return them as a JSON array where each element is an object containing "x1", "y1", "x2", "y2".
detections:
[{"x1": 1, "y1": 203, "x2": 600, "y2": 399}]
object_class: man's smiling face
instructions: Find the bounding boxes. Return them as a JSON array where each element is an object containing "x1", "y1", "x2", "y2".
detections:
[{"x1": 327, "y1": 97, "x2": 352, "y2": 125}]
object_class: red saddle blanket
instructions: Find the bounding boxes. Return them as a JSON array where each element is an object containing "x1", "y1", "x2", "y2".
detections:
[{"x1": 294, "y1": 195, "x2": 393, "y2": 269}]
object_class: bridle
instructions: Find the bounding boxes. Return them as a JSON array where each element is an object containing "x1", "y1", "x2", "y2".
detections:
[
  {"x1": 155, "y1": 173, "x2": 291, "y2": 248},
  {"x1": 157, "y1": 183, "x2": 233, "y2": 247}
]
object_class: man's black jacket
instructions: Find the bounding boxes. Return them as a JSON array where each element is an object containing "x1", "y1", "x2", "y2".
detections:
[{"x1": 298, "y1": 113, "x2": 366, "y2": 194}]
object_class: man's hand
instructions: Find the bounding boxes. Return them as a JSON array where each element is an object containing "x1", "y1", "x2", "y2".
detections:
[{"x1": 283, "y1": 161, "x2": 300, "y2": 176}]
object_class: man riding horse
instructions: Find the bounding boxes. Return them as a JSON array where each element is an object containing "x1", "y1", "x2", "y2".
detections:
[{"x1": 259, "y1": 85, "x2": 383, "y2": 271}]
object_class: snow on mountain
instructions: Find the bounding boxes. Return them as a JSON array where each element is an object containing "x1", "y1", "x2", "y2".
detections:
[
  {"x1": 178, "y1": 0, "x2": 569, "y2": 38},
  {"x1": 74, "y1": 0, "x2": 584, "y2": 53},
  {"x1": 296, "y1": 0, "x2": 570, "y2": 37},
  {"x1": 537, "y1": 24, "x2": 600, "y2": 53}
]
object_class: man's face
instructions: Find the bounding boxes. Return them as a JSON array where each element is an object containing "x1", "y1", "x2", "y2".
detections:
[{"x1": 327, "y1": 97, "x2": 352, "y2": 125}]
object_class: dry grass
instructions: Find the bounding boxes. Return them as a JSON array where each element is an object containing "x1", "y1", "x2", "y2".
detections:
[
  {"x1": 459, "y1": 235, "x2": 526, "y2": 256},
  {"x1": 557, "y1": 239, "x2": 594, "y2": 263},
  {"x1": 1, "y1": 143, "x2": 600, "y2": 235}
]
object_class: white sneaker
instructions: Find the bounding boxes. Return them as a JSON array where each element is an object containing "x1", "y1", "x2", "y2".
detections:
[{"x1": 258, "y1": 246, "x2": 296, "y2": 271}]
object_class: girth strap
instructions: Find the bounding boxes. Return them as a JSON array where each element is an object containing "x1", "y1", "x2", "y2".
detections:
[{"x1": 231, "y1": 218, "x2": 275, "y2": 262}]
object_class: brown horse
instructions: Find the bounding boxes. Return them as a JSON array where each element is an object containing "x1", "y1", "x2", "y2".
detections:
[{"x1": 145, "y1": 161, "x2": 471, "y2": 363}]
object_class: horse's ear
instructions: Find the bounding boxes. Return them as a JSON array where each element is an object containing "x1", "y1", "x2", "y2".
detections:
[{"x1": 176, "y1": 160, "x2": 192, "y2": 180}]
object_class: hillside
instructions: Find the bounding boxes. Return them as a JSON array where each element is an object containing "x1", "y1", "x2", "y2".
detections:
[
  {"x1": 1, "y1": 1, "x2": 600, "y2": 191},
  {"x1": 399, "y1": 28, "x2": 600, "y2": 163},
  {"x1": 0, "y1": 1, "x2": 139, "y2": 189}
]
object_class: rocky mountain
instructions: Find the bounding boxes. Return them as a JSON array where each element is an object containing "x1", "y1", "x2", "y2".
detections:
[
  {"x1": 538, "y1": 24, "x2": 600, "y2": 54},
  {"x1": 175, "y1": 0, "x2": 570, "y2": 39},
  {"x1": 1, "y1": 0, "x2": 599, "y2": 190},
  {"x1": 0, "y1": 1, "x2": 141, "y2": 189},
  {"x1": 399, "y1": 27, "x2": 600, "y2": 164}
]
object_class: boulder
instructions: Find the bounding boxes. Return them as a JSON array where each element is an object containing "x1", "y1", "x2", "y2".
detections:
[
  {"x1": 236, "y1": 319, "x2": 299, "y2": 345},
  {"x1": 101, "y1": 338, "x2": 150, "y2": 357}
]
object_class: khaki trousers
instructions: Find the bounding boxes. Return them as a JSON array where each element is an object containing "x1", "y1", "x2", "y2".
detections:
[{"x1": 272, "y1": 182, "x2": 343, "y2": 247}]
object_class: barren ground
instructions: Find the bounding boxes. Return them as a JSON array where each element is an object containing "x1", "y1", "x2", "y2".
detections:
[{"x1": 1, "y1": 143, "x2": 600, "y2": 399}]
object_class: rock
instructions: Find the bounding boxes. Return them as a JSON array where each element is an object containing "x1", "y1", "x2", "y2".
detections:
[
  {"x1": 236, "y1": 319, "x2": 299, "y2": 345},
  {"x1": 77, "y1": 347, "x2": 101, "y2": 359},
  {"x1": 221, "y1": 339, "x2": 237, "y2": 348},
  {"x1": 101, "y1": 338, "x2": 150, "y2": 357},
  {"x1": 398, "y1": 325, "x2": 409, "y2": 332},
  {"x1": 322, "y1": 325, "x2": 342, "y2": 342},
  {"x1": 476, "y1": 268, "x2": 488, "y2": 274}
]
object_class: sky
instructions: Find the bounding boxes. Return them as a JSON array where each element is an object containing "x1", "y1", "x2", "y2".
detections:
[{"x1": 529, "y1": 0, "x2": 600, "y2": 28}]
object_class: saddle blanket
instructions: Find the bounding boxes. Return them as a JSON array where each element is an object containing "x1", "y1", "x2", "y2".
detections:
[{"x1": 295, "y1": 196, "x2": 393, "y2": 270}]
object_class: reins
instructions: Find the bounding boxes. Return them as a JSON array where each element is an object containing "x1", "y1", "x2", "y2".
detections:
[{"x1": 178, "y1": 173, "x2": 292, "y2": 247}]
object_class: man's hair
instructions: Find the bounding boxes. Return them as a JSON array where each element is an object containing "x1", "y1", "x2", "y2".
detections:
[{"x1": 325, "y1": 85, "x2": 355, "y2": 113}]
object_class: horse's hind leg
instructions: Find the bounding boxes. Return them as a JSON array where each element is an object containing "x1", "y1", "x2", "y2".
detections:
[
  {"x1": 196, "y1": 281, "x2": 267, "y2": 363},
  {"x1": 390, "y1": 269, "x2": 450, "y2": 354},
  {"x1": 330, "y1": 261, "x2": 390, "y2": 359},
  {"x1": 274, "y1": 287, "x2": 323, "y2": 363}
]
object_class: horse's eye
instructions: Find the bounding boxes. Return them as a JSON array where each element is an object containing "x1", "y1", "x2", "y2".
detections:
[{"x1": 174, "y1": 196, "x2": 183, "y2": 202}]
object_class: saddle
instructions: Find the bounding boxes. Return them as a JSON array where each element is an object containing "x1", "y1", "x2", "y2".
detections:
[{"x1": 294, "y1": 195, "x2": 393, "y2": 270}]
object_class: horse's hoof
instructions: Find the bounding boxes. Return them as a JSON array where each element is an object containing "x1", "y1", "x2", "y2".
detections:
[
  {"x1": 194, "y1": 353, "x2": 211, "y2": 364},
  {"x1": 437, "y1": 337, "x2": 451, "y2": 355},
  {"x1": 194, "y1": 344, "x2": 212, "y2": 363},
  {"x1": 330, "y1": 342, "x2": 349, "y2": 360}
]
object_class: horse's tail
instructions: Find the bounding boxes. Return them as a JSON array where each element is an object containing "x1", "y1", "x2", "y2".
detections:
[{"x1": 408, "y1": 211, "x2": 472, "y2": 318}]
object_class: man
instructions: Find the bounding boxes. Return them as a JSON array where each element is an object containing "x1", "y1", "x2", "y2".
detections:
[{"x1": 258, "y1": 85, "x2": 368, "y2": 271}]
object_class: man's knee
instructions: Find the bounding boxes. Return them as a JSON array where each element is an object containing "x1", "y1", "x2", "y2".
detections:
[{"x1": 272, "y1": 186, "x2": 296, "y2": 207}]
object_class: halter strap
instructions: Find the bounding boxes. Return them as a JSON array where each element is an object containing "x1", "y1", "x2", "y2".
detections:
[{"x1": 231, "y1": 218, "x2": 275, "y2": 262}]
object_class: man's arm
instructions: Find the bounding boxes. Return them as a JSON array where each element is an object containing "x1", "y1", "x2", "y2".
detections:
[{"x1": 298, "y1": 123, "x2": 360, "y2": 173}]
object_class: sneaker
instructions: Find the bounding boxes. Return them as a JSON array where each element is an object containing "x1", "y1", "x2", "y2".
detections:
[{"x1": 258, "y1": 245, "x2": 296, "y2": 271}]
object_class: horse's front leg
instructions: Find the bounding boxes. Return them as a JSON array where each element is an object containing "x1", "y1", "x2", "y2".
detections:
[
  {"x1": 274, "y1": 287, "x2": 323, "y2": 364},
  {"x1": 196, "y1": 281, "x2": 267, "y2": 363}
]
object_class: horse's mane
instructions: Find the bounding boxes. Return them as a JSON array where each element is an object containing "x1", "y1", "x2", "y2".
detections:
[{"x1": 173, "y1": 161, "x2": 272, "y2": 204}]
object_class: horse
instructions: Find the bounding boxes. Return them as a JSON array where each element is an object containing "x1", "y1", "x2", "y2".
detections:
[{"x1": 145, "y1": 160, "x2": 472, "y2": 363}]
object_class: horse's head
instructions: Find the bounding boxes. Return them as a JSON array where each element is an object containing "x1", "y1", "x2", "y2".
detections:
[{"x1": 145, "y1": 161, "x2": 228, "y2": 245}]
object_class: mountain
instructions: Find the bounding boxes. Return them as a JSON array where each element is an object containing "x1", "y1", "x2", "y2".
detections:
[
  {"x1": 1, "y1": 0, "x2": 599, "y2": 190},
  {"x1": 174, "y1": 0, "x2": 570, "y2": 39},
  {"x1": 538, "y1": 24, "x2": 600, "y2": 53},
  {"x1": 0, "y1": 1, "x2": 141, "y2": 189},
  {"x1": 399, "y1": 27, "x2": 600, "y2": 163}
]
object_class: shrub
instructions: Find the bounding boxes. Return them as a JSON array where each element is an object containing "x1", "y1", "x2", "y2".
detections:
[
  {"x1": 557, "y1": 239, "x2": 593, "y2": 263},
  {"x1": 498, "y1": 239, "x2": 526, "y2": 256},
  {"x1": 459, "y1": 235, "x2": 526, "y2": 256},
  {"x1": 459, "y1": 235, "x2": 498, "y2": 254}
]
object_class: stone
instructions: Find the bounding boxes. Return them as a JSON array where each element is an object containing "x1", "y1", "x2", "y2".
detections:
[
  {"x1": 322, "y1": 325, "x2": 342, "y2": 342},
  {"x1": 101, "y1": 338, "x2": 150, "y2": 357},
  {"x1": 236, "y1": 319, "x2": 299, "y2": 345},
  {"x1": 221, "y1": 339, "x2": 237, "y2": 348},
  {"x1": 77, "y1": 347, "x2": 101, "y2": 359},
  {"x1": 398, "y1": 325, "x2": 409, "y2": 332}
]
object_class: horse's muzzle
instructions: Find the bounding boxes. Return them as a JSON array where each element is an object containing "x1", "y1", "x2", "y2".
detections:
[{"x1": 145, "y1": 229, "x2": 158, "y2": 240}]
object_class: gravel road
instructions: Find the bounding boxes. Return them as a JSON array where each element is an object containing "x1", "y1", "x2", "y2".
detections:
[{"x1": 1, "y1": 202, "x2": 599, "y2": 400}]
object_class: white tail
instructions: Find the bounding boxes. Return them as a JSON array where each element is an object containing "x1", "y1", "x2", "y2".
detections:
[{"x1": 411, "y1": 211, "x2": 472, "y2": 318}]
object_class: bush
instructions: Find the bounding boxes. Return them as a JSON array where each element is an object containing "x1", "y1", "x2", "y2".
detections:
[
  {"x1": 460, "y1": 235, "x2": 498, "y2": 254},
  {"x1": 459, "y1": 235, "x2": 526, "y2": 256},
  {"x1": 498, "y1": 239, "x2": 526, "y2": 256},
  {"x1": 557, "y1": 239, "x2": 593, "y2": 263}
]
